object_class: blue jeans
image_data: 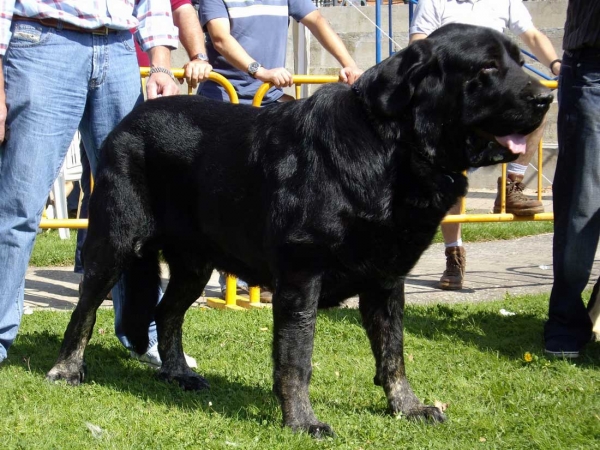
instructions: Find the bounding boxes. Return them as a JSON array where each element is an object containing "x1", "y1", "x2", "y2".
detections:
[
  {"x1": 0, "y1": 21, "x2": 156, "y2": 362},
  {"x1": 545, "y1": 48, "x2": 600, "y2": 348}
]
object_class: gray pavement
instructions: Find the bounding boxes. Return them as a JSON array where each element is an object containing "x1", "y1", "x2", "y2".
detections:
[{"x1": 23, "y1": 188, "x2": 600, "y2": 312}]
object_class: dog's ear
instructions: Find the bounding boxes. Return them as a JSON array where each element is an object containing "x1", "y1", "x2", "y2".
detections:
[{"x1": 355, "y1": 39, "x2": 438, "y2": 117}]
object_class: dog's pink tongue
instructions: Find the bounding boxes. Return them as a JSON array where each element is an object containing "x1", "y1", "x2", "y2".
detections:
[{"x1": 495, "y1": 134, "x2": 526, "y2": 154}]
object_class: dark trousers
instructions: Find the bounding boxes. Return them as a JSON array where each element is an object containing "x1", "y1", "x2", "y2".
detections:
[{"x1": 545, "y1": 48, "x2": 600, "y2": 347}]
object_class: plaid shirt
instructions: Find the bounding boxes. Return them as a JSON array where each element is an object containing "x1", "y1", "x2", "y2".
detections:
[{"x1": 0, "y1": 0, "x2": 179, "y2": 56}]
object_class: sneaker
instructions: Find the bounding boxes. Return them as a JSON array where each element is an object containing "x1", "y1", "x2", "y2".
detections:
[
  {"x1": 438, "y1": 246, "x2": 466, "y2": 290},
  {"x1": 544, "y1": 339, "x2": 580, "y2": 359},
  {"x1": 493, "y1": 173, "x2": 544, "y2": 215},
  {"x1": 130, "y1": 343, "x2": 198, "y2": 369}
]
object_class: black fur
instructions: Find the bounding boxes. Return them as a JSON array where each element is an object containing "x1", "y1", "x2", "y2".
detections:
[{"x1": 47, "y1": 24, "x2": 552, "y2": 436}]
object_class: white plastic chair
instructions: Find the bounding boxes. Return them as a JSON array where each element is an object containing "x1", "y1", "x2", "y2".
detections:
[{"x1": 50, "y1": 132, "x2": 83, "y2": 239}]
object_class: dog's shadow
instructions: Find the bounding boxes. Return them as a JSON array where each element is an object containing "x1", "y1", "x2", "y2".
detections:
[{"x1": 7, "y1": 331, "x2": 278, "y2": 422}]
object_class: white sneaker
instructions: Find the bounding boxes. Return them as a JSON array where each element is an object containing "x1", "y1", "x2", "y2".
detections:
[{"x1": 130, "y1": 343, "x2": 197, "y2": 369}]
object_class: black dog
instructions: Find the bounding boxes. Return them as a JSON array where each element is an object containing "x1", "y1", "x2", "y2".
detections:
[{"x1": 47, "y1": 24, "x2": 552, "y2": 437}]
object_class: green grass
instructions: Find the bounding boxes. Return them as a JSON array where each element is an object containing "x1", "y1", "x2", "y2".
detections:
[
  {"x1": 30, "y1": 230, "x2": 78, "y2": 267},
  {"x1": 431, "y1": 221, "x2": 554, "y2": 244},
  {"x1": 31, "y1": 222, "x2": 553, "y2": 267},
  {"x1": 2, "y1": 294, "x2": 598, "y2": 449}
]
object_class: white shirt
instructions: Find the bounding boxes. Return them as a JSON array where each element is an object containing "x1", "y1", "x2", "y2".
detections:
[{"x1": 409, "y1": 0, "x2": 534, "y2": 37}]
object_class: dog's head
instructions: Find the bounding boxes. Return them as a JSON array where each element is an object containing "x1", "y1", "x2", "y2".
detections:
[{"x1": 353, "y1": 23, "x2": 553, "y2": 172}]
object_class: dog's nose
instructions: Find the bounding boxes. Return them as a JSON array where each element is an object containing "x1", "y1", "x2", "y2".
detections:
[
  {"x1": 534, "y1": 93, "x2": 554, "y2": 107},
  {"x1": 527, "y1": 92, "x2": 553, "y2": 111}
]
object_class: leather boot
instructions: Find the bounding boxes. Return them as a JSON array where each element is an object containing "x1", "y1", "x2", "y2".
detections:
[
  {"x1": 493, "y1": 173, "x2": 544, "y2": 215},
  {"x1": 438, "y1": 246, "x2": 466, "y2": 290}
]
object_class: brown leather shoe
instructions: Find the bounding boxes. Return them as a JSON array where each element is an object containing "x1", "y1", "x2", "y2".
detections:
[
  {"x1": 493, "y1": 173, "x2": 544, "y2": 215},
  {"x1": 438, "y1": 246, "x2": 466, "y2": 290}
]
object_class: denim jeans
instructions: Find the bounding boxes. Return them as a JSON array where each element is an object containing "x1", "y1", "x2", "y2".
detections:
[
  {"x1": 0, "y1": 21, "x2": 156, "y2": 361},
  {"x1": 545, "y1": 48, "x2": 600, "y2": 348}
]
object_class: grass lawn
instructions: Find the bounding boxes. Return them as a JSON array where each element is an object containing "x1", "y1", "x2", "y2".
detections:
[{"x1": 1, "y1": 294, "x2": 598, "y2": 449}]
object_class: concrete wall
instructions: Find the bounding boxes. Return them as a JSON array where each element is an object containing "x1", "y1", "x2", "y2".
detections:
[{"x1": 171, "y1": 0, "x2": 568, "y2": 188}]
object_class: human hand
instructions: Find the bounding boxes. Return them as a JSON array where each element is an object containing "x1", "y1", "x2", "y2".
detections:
[
  {"x1": 339, "y1": 66, "x2": 363, "y2": 85},
  {"x1": 146, "y1": 72, "x2": 181, "y2": 99},
  {"x1": 182, "y1": 59, "x2": 213, "y2": 88},
  {"x1": 256, "y1": 67, "x2": 294, "y2": 88}
]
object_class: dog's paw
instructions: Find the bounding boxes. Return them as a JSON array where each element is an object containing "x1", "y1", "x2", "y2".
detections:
[
  {"x1": 307, "y1": 422, "x2": 335, "y2": 439},
  {"x1": 158, "y1": 370, "x2": 210, "y2": 391},
  {"x1": 46, "y1": 362, "x2": 86, "y2": 386},
  {"x1": 405, "y1": 405, "x2": 447, "y2": 424},
  {"x1": 290, "y1": 421, "x2": 335, "y2": 439}
]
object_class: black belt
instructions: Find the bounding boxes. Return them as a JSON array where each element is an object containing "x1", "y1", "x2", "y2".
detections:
[{"x1": 13, "y1": 15, "x2": 118, "y2": 36}]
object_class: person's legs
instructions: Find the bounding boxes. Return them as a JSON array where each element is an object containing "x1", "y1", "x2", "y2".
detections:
[
  {"x1": 0, "y1": 22, "x2": 91, "y2": 361},
  {"x1": 545, "y1": 49, "x2": 600, "y2": 356},
  {"x1": 77, "y1": 31, "x2": 155, "y2": 352},
  {"x1": 493, "y1": 121, "x2": 545, "y2": 215},
  {"x1": 438, "y1": 201, "x2": 466, "y2": 290}
]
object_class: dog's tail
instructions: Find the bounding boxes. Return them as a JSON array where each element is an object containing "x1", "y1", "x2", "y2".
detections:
[{"x1": 121, "y1": 245, "x2": 162, "y2": 356}]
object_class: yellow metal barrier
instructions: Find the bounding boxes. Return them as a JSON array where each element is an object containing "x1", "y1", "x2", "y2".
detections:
[{"x1": 252, "y1": 75, "x2": 339, "y2": 106}]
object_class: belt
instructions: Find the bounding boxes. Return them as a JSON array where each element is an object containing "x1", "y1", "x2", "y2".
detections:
[{"x1": 13, "y1": 15, "x2": 118, "y2": 36}]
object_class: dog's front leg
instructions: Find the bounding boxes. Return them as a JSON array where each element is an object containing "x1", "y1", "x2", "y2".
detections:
[
  {"x1": 359, "y1": 279, "x2": 446, "y2": 423},
  {"x1": 46, "y1": 268, "x2": 119, "y2": 385},
  {"x1": 271, "y1": 273, "x2": 333, "y2": 438}
]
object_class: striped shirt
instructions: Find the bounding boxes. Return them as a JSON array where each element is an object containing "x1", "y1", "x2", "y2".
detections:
[
  {"x1": 563, "y1": 0, "x2": 600, "y2": 51},
  {"x1": 0, "y1": 0, "x2": 179, "y2": 56},
  {"x1": 198, "y1": 0, "x2": 316, "y2": 104}
]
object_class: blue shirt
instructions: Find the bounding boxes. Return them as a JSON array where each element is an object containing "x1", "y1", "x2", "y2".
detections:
[{"x1": 198, "y1": 0, "x2": 316, "y2": 104}]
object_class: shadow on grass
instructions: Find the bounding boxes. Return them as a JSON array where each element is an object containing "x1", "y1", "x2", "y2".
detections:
[
  {"x1": 6, "y1": 331, "x2": 279, "y2": 424},
  {"x1": 319, "y1": 307, "x2": 600, "y2": 365}
]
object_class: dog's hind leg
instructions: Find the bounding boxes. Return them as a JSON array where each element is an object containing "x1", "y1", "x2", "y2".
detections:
[
  {"x1": 46, "y1": 239, "x2": 123, "y2": 386},
  {"x1": 154, "y1": 253, "x2": 212, "y2": 391},
  {"x1": 359, "y1": 280, "x2": 446, "y2": 423},
  {"x1": 271, "y1": 273, "x2": 334, "y2": 438}
]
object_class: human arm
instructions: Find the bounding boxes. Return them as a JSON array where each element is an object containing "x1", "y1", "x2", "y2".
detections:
[
  {"x1": 519, "y1": 27, "x2": 561, "y2": 76},
  {"x1": 145, "y1": 46, "x2": 182, "y2": 98},
  {"x1": 409, "y1": 33, "x2": 428, "y2": 44},
  {"x1": 172, "y1": 3, "x2": 212, "y2": 88},
  {"x1": 300, "y1": 10, "x2": 362, "y2": 85},
  {"x1": 134, "y1": 0, "x2": 181, "y2": 98},
  {"x1": 205, "y1": 18, "x2": 293, "y2": 88},
  {"x1": 408, "y1": 0, "x2": 440, "y2": 43}
]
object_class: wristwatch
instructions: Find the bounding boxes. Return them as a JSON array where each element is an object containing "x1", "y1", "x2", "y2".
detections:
[
  {"x1": 247, "y1": 61, "x2": 262, "y2": 78},
  {"x1": 193, "y1": 53, "x2": 209, "y2": 62}
]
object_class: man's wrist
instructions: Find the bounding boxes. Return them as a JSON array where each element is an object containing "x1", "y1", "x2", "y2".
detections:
[
  {"x1": 247, "y1": 61, "x2": 262, "y2": 78},
  {"x1": 192, "y1": 53, "x2": 209, "y2": 62}
]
